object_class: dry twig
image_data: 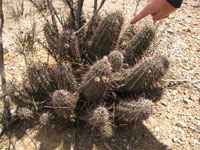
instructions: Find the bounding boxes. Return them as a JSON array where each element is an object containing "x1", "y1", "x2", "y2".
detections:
[
  {"x1": 26, "y1": 130, "x2": 39, "y2": 150},
  {"x1": 73, "y1": 0, "x2": 105, "y2": 35}
]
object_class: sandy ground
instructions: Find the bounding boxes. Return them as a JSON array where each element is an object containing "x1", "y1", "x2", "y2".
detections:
[{"x1": 0, "y1": 0, "x2": 200, "y2": 150}]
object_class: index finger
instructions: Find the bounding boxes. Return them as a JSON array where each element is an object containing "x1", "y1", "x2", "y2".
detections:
[{"x1": 130, "y1": 4, "x2": 153, "y2": 24}]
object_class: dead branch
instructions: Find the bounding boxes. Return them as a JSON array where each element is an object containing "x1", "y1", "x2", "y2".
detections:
[
  {"x1": 76, "y1": 0, "x2": 84, "y2": 30},
  {"x1": 94, "y1": 0, "x2": 98, "y2": 15},
  {"x1": 47, "y1": 0, "x2": 58, "y2": 33},
  {"x1": 26, "y1": 130, "x2": 39, "y2": 150},
  {"x1": 103, "y1": 140, "x2": 113, "y2": 150},
  {"x1": 8, "y1": 131, "x2": 16, "y2": 150},
  {"x1": 73, "y1": 0, "x2": 105, "y2": 35},
  {"x1": 65, "y1": 0, "x2": 76, "y2": 29},
  {"x1": 0, "y1": 0, "x2": 11, "y2": 133}
]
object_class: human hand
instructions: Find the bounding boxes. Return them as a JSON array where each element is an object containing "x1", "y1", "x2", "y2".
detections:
[{"x1": 130, "y1": 0, "x2": 177, "y2": 24}]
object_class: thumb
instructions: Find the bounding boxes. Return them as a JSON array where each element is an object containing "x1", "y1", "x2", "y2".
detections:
[{"x1": 130, "y1": 4, "x2": 153, "y2": 24}]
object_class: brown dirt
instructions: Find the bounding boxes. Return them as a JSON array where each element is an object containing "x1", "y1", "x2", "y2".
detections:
[{"x1": 0, "y1": 0, "x2": 200, "y2": 150}]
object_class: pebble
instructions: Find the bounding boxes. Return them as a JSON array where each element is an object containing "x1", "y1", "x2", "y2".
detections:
[
  {"x1": 161, "y1": 101, "x2": 168, "y2": 107},
  {"x1": 174, "y1": 126, "x2": 178, "y2": 131},
  {"x1": 155, "y1": 127, "x2": 160, "y2": 132},
  {"x1": 176, "y1": 121, "x2": 187, "y2": 128},
  {"x1": 180, "y1": 136, "x2": 185, "y2": 142},
  {"x1": 167, "y1": 29, "x2": 174, "y2": 34},
  {"x1": 193, "y1": 139, "x2": 199, "y2": 145},
  {"x1": 183, "y1": 97, "x2": 193, "y2": 104},
  {"x1": 178, "y1": 128, "x2": 185, "y2": 135},
  {"x1": 172, "y1": 137, "x2": 179, "y2": 143},
  {"x1": 195, "y1": 116, "x2": 200, "y2": 120}
]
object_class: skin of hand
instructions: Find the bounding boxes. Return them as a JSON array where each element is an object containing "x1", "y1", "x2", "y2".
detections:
[{"x1": 130, "y1": 0, "x2": 177, "y2": 24}]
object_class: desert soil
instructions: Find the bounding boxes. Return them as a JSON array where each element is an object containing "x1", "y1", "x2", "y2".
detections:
[{"x1": 0, "y1": 0, "x2": 200, "y2": 150}]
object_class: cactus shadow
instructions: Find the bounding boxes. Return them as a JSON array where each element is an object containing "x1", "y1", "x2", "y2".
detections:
[
  {"x1": 9, "y1": 119, "x2": 170, "y2": 150},
  {"x1": 9, "y1": 119, "x2": 37, "y2": 140},
  {"x1": 35, "y1": 121, "x2": 169, "y2": 150}
]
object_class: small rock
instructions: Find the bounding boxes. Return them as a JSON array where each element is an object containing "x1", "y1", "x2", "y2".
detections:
[
  {"x1": 195, "y1": 116, "x2": 200, "y2": 120},
  {"x1": 174, "y1": 126, "x2": 178, "y2": 131},
  {"x1": 155, "y1": 127, "x2": 160, "y2": 132},
  {"x1": 180, "y1": 136, "x2": 185, "y2": 142},
  {"x1": 183, "y1": 97, "x2": 193, "y2": 104},
  {"x1": 167, "y1": 29, "x2": 174, "y2": 34},
  {"x1": 178, "y1": 128, "x2": 185, "y2": 135},
  {"x1": 161, "y1": 101, "x2": 168, "y2": 107},
  {"x1": 193, "y1": 139, "x2": 199, "y2": 145},
  {"x1": 176, "y1": 121, "x2": 187, "y2": 128},
  {"x1": 172, "y1": 138, "x2": 179, "y2": 143}
]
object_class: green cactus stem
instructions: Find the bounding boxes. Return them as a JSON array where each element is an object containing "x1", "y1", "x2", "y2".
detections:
[
  {"x1": 119, "y1": 24, "x2": 135, "y2": 49},
  {"x1": 116, "y1": 98, "x2": 155, "y2": 122},
  {"x1": 99, "y1": 122, "x2": 114, "y2": 138},
  {"x1": 80, "y1": 56, "x2": 111, "y2": 102},
  {"x1": 88, "y1": 106, "x2": 110, "y2": 127},
  {"x1": 51, "y1": 63, "x2": 77, "y2": 92},
  {"x1": 39, "y1": 112, "x2": 53, "y2": 126},
  {"x1": 115, "y1": 55, "x2": 169, "y2": 93},
  {"x1": 43, "y1": 22, "x2": 58, "y2": 57},
  {"x1": 84, "y1": 15, "x2": 102, "y2": 43},
  {"x1": 27, "y1": 63, "x2": 56, "y2": 96},
  {"x1": 52, "y1": 90, "x2": 79, "y2": 119},
  {"x1": 108, "y1": 50, "x2": 124, "y2": 72},
  {"x1": 10, "y1": 106, "x2": 33, "y2": 120},
  {"x1": 88, "y1": 11, "x2": 124, "y2": 61},
  {"x1": 124, "y1": 26, "x2": 155, "y2": 66}
]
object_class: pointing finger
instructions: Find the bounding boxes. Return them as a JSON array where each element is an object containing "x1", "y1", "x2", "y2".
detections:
[{"x1": 130, "y1": 4, "x2": 153, "y2": 24}]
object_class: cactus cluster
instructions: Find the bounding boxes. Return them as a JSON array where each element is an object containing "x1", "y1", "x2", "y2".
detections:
[{"x1": 8, "y1": 11, "x2": 169, "y2": 139}]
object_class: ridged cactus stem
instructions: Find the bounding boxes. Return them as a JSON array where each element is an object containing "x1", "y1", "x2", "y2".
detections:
[
  {"x1": 52, "y1": 90, "x2": 79, "y2": 119},
  {"x1": 124, "y1": 26, "x2": 155, "y2": 66},
  {"x1": 88, "y1": 106, "x2": 110, "y2": 127},
  {"x1": 80, "y1": 56, "x2": 111, "y2": 102},
  {"x1": 52, "y1": 63, "x2": 77, "y2": 92},
  {"x1": 108, "y1": 50, "x2": 124, "y2": 72},
  {"x1": 115, "y1": 55, "x2": 169, "y2": 93},
  {"x1": 116, "y1": 98, "x2": 156, "y2": 122},
  {"x1": 88, "y1": 11, "x2": 123, "y2": 61},
  {"x1": 99, "y1": 122, "x2": 114, "y2": 138},
  {"x1": 27, "y1": 63, "x2": 55, "y2": 96},
  {"x1": 119, "y1": 24, "x2": 135, "y2": 49}
]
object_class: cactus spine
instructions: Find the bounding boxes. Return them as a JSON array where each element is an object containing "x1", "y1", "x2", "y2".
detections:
[{"x1": 88, "y1": 12, "x2": 123, "y2": 61}]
